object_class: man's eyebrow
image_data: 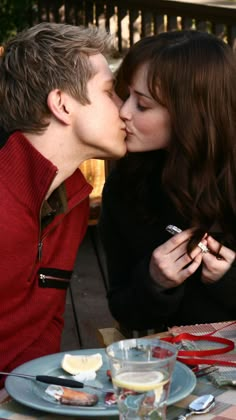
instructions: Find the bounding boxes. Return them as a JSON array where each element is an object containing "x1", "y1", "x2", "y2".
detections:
[{"x1": 134, "y1": 89, "x2": 153, "y2": 100}]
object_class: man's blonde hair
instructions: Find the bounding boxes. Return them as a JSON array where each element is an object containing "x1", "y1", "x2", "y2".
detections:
[{"x1": 0, "y1": 22, "x2": 114, "y2": 133}]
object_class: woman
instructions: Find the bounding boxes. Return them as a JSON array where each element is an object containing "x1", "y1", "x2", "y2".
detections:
[{"x1": 99, "y1": 30, "x2": 236, "y2": 336}]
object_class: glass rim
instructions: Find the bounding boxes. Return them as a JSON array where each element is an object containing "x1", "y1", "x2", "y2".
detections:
[{"x1": 106, "y1": 337, "x2": 177, "y2": 363}]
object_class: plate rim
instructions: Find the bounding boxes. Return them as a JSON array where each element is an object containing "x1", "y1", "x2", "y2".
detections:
[{"x1": 5, "y1": 348, "x2": 196, "y2": 417}]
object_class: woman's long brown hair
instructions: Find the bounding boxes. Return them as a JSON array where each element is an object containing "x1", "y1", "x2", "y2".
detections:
[{"x1": 116, "y1": 31, "x2": 236, "y2": 249}]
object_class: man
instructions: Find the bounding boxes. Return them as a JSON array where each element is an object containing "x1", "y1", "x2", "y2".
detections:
[{"x1": 0, "y1": 22, "x2": 126, "y2": 384}]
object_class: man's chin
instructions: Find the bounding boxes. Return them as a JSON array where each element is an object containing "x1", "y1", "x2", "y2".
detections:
[
  {"x1": 112, "y1": 147, "x2": 127, "y2": 159},
  {"x1": 93, "y1": 143, "x2": 127, "y2": 160},
  {"x1": 106, "y1": 144, "x2": 127, "y2": 160}
]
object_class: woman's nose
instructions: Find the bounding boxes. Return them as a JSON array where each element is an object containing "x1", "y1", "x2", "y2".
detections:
[{"x1": 120, "y1": 100, "x2": 131, "y2": 120}]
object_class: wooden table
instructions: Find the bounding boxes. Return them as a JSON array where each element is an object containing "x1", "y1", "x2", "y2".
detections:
[{"x1": 1, "y1": 324, "x2": 236, "y2": 419}]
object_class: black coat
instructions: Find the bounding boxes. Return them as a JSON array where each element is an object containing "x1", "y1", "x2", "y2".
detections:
[{"x1": 99, "y1": 159, "x2": 236, "y2": 336}]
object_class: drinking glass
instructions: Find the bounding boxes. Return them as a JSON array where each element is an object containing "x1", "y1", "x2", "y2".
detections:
[{"x1": 106, "y1": 338, "x2": 177, "y2": 420}]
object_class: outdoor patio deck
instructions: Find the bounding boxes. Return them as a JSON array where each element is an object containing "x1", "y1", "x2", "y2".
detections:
[{"x1": 61, "y1": 227, "x2": 114, "y2": 351}]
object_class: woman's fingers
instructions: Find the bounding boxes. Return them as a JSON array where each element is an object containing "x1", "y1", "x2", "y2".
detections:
[
  {"x1": 182, "y1": 251, "x2": 203, "y2": 279},
  {"x1": 150, "y1": 228, "x2": 208, "y2": 287},
  {"x1": 162, "y1": 228, "x2": 195, "y2": 253},
  {"x1": 201, "y1": 236, "x2": 235, "y2": 284},
  {"x1": 152, "y1": 232, "x2": 235, "y2": 287},
  {"x1": 151, "y1": 239, "x2": 203, "y2": 286},
  {"x1": 173, "y1": 242, "x2": 202, "y2": 271},
  {"x1": 207, "y1": 236, "x2": 235, "y2": 263}
]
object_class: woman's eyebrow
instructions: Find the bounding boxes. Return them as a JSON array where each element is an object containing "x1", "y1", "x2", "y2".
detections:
[{"x1": 134, "y1": 89, "x2": 153, "y2": 100}]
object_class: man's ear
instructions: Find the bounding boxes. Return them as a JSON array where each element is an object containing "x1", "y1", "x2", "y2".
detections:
[{"x1": 47, "y1": 89, "x2": 72, "y2": 125}]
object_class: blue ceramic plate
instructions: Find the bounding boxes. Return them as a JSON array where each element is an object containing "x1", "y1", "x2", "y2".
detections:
[{"x1": 6, "y1": 348, "x2": 196, "y2": 417}]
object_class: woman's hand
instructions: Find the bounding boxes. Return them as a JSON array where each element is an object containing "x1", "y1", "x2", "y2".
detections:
[
  {"x1": 149, "y1": 229, "x2": 204, "y2": 289},
  {"x1": 201, "y1": 236, "x2": 235, "y2": 284}
]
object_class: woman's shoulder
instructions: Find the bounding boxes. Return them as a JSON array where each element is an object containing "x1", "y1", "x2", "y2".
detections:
[
  {"x1": 103, "y1": 166, "x2": 121, "y2": 193},
  {"x1": 103, "y1": 151, "x2": 167, "y2": 201},
  {"x1": 102, "y1": 167, "x2": 126, "y2": 214}
]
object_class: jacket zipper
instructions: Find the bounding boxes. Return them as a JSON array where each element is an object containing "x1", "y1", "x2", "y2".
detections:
[
  {"x1": 39, "y1": 274, "x2": 70, "y2": 283},
  {"x1": 38, "y1": 241, "x2": 43, "y2": 260},
  {"x1": 37, "y1": 171, "x2": 58, "y2": 262},
  {"x1": 37, "y1": 192, "x2": 89, "y2": 262}
]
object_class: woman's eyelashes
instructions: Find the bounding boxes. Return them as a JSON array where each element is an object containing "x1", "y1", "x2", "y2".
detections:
[
  {"x1": 120, "y1": 87, "x2": 150, "y2": 111},
  {"x1": 137, "y1": 103, "x2": 149, "y2": 111}
]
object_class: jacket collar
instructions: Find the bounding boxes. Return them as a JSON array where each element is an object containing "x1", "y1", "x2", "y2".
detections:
[{"x1": 0, "y1": 131, "x2": 92, "y2": 213}]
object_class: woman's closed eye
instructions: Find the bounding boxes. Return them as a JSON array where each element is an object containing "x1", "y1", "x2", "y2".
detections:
[{"x1": 137, "y1": 103, "x2": 149, "y2": 111}]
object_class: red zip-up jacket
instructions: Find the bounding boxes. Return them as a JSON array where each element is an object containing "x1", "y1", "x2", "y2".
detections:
[{"x1": 0, "y1": 131, "x2": 92, "y2": 382}]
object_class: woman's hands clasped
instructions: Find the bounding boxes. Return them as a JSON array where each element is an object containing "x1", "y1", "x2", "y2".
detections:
[{"x1": 149, "y1": 230, "x2": 236, "y2": 289}]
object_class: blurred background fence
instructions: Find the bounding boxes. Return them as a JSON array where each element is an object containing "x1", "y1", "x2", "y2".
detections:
[
  {"x1": 21, "y1": 0, "x2": 236, "y2": 51},
  {"x1": 1, "y1": 1, "x2": 236, "y2": 49}
]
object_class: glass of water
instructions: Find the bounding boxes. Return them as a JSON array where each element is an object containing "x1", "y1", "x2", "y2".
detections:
[{"x1": 106, "y1": 338, "x2": 177, "y2": 420}]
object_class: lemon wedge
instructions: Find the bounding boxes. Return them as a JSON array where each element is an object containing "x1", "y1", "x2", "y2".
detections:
[
  {"x1": 61, "y1": 353, "x2": 103, "y2": 375},
  {"x1": 112, "y1": 371, "x2": 167, "y2": 392}
]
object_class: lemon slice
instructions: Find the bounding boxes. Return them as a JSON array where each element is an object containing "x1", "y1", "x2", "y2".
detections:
[
  {"x1": 61, "y1": 353, "x2": 103, "y2": 375},
  {"x1": 112, "y1": 371, "x2": 167, "y2": 392}
]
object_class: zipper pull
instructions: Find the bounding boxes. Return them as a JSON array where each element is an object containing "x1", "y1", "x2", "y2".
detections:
[
  {"x1": 39, "y1": 274, "x2": 45, "y2": 284},
  {"x1": 38, "y1": 241, "x2": 43, "y2": 261}
]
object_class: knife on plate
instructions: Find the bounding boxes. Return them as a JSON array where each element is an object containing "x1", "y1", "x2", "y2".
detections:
[{"x1": 0, "y1": 371, "x2": 113, "y2": 392}]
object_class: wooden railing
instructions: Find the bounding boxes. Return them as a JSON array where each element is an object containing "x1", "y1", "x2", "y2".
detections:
[{"x1": 36, "y1": 0, "x2": 236, "y2": 51}]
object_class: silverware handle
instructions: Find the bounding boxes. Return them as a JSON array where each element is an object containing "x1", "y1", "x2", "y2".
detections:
[{"x1": 36, "y1": 375, "x2": 83, "y2": 388}]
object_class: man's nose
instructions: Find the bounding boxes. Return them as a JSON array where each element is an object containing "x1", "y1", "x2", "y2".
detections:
[{"x1": 113, "y1": 92, "x2": 123, "y2": 109}]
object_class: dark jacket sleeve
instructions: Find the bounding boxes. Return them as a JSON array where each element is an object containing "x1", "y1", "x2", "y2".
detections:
[
  {"x1": 204, "y1": 260, "x2": 236, "y2": 310},
  {"x1": 99, "y1": 171, "x2": 185, "y2": 331},
  {"x1": 99, "y1": 170, "x2": 236, "y2": 331}
]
